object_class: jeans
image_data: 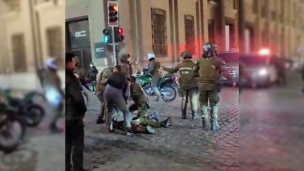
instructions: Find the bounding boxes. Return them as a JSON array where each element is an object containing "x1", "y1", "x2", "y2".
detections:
[
  {"x1": 66, "y1": 121, "x2": 84, "y2": 171},
  {"x1": 104, "y1": 85, "x2": 133, "y2": 129}
]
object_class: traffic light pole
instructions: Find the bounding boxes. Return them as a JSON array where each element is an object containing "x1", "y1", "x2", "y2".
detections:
[{"x1": 109, "y1": 26, "x2": 119, "y2": 65}]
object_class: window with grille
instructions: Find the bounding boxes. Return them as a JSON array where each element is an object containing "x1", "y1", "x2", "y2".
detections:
[
  {"x1": 11, "y1": 34, "x2": 27, "y2": 73},
  {"x1": 151, "y1": 8, "x2": 167, "y2": 57},
  {"x1": 184, "y1": 15, "x2": 196, "y2": 55},
  {"x1": 46, "y1": 27, "x2": 63, "y2": 68}
]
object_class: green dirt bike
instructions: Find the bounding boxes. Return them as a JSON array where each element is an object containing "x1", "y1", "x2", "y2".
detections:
[
  {"x1": 136, "y1": 73, "x2": 177, "y2": 102},
  {"x1": 0, "y1": 89, "x2": 45, "y2": 127}
]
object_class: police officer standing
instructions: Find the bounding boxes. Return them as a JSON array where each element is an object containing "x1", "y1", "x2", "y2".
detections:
[
  {"x1": 163, "y1": 52, "x2": 198, "y2": 119},
  {"x1": 192, "y1": 43, "x2": 236, "y2": 131}
]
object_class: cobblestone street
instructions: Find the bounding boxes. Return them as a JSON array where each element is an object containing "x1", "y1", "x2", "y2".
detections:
[
  {"x1": 84, "y1": 87, "x2": 239, "y2": 171},
  {"x1": 240, "y1": 72, "x2": 304, "y2": 171}
]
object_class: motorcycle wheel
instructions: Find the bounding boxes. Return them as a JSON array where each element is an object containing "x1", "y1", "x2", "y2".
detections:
[
  {"x1": 23, "y1": 104, "x2": 45, "y2": 127},
  {"x1": 0, "y1": 117, "x2": 26, "y2": 153},
  {"x1": 159, "y1": 85, "x2": 177, "y2": 102}
]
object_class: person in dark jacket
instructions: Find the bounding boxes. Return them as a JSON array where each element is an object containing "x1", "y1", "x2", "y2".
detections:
[
  {"x1": 65, "y1": 52, "x2": 88, "y2": 171},
  {"x1": 88, "y1": 62, "x2": 98, "y2": 92},
  {"x1": 104, "y1": 65, "x2": 133, "y2": 135}
]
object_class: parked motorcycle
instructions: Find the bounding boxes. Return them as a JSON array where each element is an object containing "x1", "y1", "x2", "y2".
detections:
[
  {"x1": 135, "y1": 72, "x2": 177, "y2": 102},
  {"x1": 0, "y1": 89, "x2": 45, "y2": 127},
  {"x1": 0, "y1": 103, "x2": 26, "y2": 153}
]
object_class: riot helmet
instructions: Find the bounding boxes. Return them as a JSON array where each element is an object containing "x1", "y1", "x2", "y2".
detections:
[
  {"x1": 147, "y1": 53, "x2": 155, "y2": 61},
  {"x1": 202, "y1": 42, "x2": 217, "y2": 58}
]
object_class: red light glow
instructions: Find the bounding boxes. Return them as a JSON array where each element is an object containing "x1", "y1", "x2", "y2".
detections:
[{"x1": 118, "y1": 28, "x2": 123, "y2": 34}]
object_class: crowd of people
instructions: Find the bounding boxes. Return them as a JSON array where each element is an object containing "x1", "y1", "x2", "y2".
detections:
[{"x1": 64, "y1": 42, "x2": 237, "y2": 171}]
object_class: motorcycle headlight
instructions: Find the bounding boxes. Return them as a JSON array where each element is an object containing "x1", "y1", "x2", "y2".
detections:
[{"x1": 258, "y1": 68, "x2": 268, "y2": 76}]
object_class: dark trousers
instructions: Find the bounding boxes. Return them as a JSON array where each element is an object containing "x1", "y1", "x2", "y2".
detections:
[
  {"x1": 91, "y1": 80, "x2": 97, "y2": 91},
  {"x1": 66, "y1": 121, "x2": 84, "y2": 171}
]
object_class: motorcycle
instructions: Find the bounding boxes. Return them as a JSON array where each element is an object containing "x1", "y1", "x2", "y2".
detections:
[
  {"x1": 0, "y1": 102, "x2": 26, "y2": 153},
  {"x1": 0, "y1": 89, "x2": 45, "y2": 127},
  {"x1": 135, "y1": 72, "x2": 177, "y2": 102}
]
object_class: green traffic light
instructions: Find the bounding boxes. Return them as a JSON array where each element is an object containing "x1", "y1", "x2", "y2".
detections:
[{"x1": 103, "y1": 35, "x2": 109, "y2": 43}]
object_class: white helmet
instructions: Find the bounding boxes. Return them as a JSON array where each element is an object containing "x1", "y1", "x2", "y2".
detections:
[
  {"x1": 45, "y1": 58, "x2": 57, "y2": 70},
  {"x1": 147, "y1": 53, "x2": 155, "y2": 60}
]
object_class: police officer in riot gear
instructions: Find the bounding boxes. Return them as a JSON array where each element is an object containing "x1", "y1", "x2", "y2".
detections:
[
  {"x1": 163, "y1": 51, "x2": 198, "y2": 119},
  {"x1": 192, "y1": 42, "x2": 235, "y2": 131}
]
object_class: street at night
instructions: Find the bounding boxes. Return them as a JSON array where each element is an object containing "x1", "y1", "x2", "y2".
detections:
[
  {"x1": 80, "y1": 71, "x2": 303, "y2": 171},
  {"x1": 240, "y1": 71, "x2": 304, "y2": 171}
]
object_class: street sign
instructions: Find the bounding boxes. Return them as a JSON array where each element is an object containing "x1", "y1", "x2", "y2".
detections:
[{"x1": 94, "y1": 42, "x2": 107, "y2": 58}]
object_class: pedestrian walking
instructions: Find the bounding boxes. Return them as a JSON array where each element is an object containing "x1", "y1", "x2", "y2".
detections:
[{"x1": 88, "y1": 62, "x2": 98, "y2": 92}]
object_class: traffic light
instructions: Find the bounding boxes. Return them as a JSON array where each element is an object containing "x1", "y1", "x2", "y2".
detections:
[
  {"x1": 103, "y1": 35, "x2": 109, "y2": 43},
  {"x1": 102, "y1": 28, "x2": 112, "y2": 43},
  {"x1": 113, "y1": 27, "x2": 124, "y2": 42},
  {"x1": 107, "y1": 1, "x2": 118, "y2": 27}
]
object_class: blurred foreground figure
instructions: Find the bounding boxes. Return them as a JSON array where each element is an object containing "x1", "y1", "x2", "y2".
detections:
[
  {"x1": 66, "y1": 52, "x2": 88, "y2": 171},
  {"x1": 42, "y1": 58, "x2": 64, "y2": 133}
]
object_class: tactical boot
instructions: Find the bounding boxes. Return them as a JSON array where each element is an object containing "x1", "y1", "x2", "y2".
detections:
[
  {"x1": 191, "y1": 110, "x2": 198, "y2": 120},
  {"x1": 160, "y1": 117, "x2": 171, "y2": 128},
  {"x1": 210, "y1": 121, "x2": 220, "y2": 131},
  {"x1": 202, "y1": 118, "x2": 208, "y2": 131},
  {"x1": 181, "y1": 110, "x2": 187, "y2": 119}
]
